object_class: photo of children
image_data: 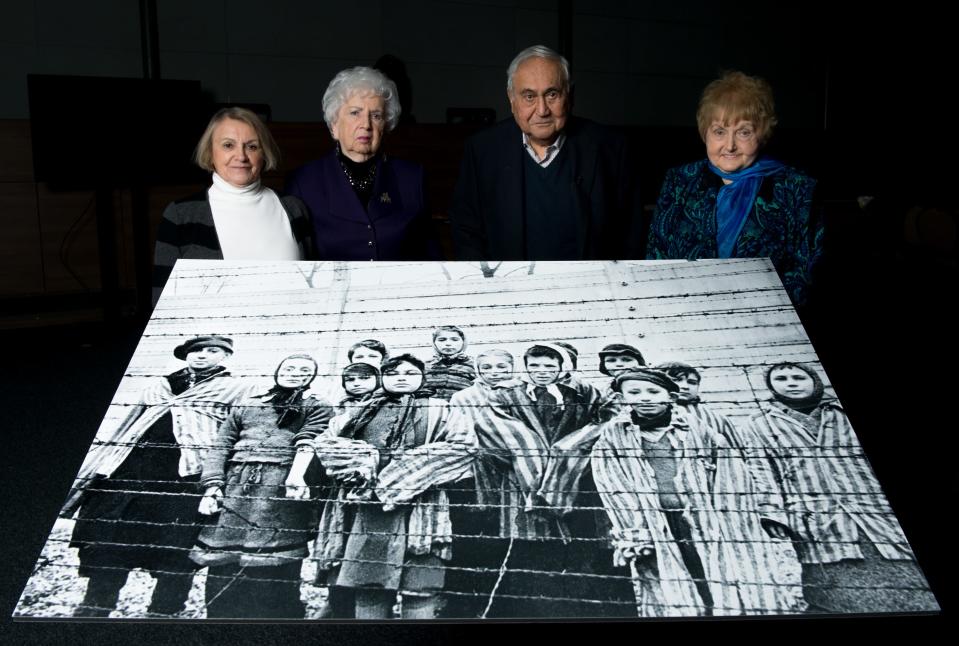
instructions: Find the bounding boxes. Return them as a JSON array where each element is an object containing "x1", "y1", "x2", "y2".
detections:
[{"x1": 13, "y1": 259, "x2": 940, "y2": 620}]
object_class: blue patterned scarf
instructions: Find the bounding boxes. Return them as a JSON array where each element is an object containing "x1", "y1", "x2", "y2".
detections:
[{"x1": 709, "y1": 157, "x2": 785, "y2": 257}]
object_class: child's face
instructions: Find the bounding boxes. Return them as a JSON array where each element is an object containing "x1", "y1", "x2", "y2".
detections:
[
  {"x1": 434, "y1": 331, "x2": 464, "y2": 356},
  {"x1": 769, "y1": 366, "x2": 815, "y2": 399},
  {"x1": 382, "y1": 361, "x2": 423, "y2": 393},
  {"x1": 671, "y1": 372, "x2": 701, "y2": 402},
  {"x1": 526, "y1": 355, "x2": 561, "y2": 386},
  {"x1": 276, "y1": 357, "x2": 316, "y2": 389},
  {"x1": 344, "y1": 373, "x2": 378, "y2": 396},
  {"x1": 477, "y1": 355, "x2": 513, "y2": 385},
  {"x1": 185, "y1": 346, "x2": 229, "y2": 371},
  {"x1": 604, "y1": 354, "x2": 641, "y2": 376},
  {"x1": 350, "y1": 347, "x2": 383, "y2": 367},
  {"x1": 621, "y1": 379, "x2": 672, "y2": 419}
]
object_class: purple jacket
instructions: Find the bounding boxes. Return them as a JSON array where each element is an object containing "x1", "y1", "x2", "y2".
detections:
[{"x1": 286, "y1": 150, "x2": 433, "y2": 260}]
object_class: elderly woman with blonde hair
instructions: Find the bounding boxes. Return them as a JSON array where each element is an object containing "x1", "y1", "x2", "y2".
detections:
[
  {"x1": 287, "y1": 66, "x2": 433, "y2": 261},
  {"x1": 646, "y1": 71, "x2": 823, "y2": 308},
  {"x1": 152, "y1": 106, "x2": 313, "y2": 303}
]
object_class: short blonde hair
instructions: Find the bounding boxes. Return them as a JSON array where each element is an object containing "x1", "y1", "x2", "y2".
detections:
[
  {"x1": 696, "y1": 71, "x2": 778, "y2": 145},
  {"x1": 194, "y1": 107, "x2": 280, "y2": 173}
]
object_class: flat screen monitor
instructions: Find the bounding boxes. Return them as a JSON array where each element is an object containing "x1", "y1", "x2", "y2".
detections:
[{"x1": 28, "y1": 74, "x2": 210, "y2": 187}]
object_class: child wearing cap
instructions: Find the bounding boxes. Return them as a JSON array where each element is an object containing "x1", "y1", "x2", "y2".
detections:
[
  {"x1": 543, "y1": 368, "x2": 804, "y2": 617},
  {"x1": 598, "y1": 343, "x2": 646, "y2": 390},
  {"x1": 597, "y1": 342, "x2": 647, "y2": 420},
  {"x1": 66, "y1": 335, "x2": 247, "y2": 617}
]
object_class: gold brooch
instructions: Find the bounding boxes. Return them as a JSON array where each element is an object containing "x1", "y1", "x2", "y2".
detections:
[{"x1": 380, "y1": 192, "x2": 391, "y2": 204}]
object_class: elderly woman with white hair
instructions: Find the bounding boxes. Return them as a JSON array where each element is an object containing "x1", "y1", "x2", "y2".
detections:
[{"x1": 287, "y1": 66, "x2": 432, "y2": 260}]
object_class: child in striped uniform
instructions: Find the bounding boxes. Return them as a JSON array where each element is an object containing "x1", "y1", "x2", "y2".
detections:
[
  {"x1": 743, "y1": 362, "x2": 938, "y2": 613},
  {"x1": 544, "y1": 368, "x2": 805, "y2": 616},
  {"x1": 66, "y1": 335, "x2": 247, "y2": 617},
  {"x1": 471, "y1": 344, "x2": 634, "y2": 617},
  {"x1": 440, "y1": 349, "x2": 523, "y2": 617}
]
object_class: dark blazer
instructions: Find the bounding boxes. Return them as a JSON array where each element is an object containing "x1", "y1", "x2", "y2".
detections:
[
  {"x1": 286, "y1": 150, "x2": 432, "y2": 261},
  {"x1": 152, "y1": 191, "x2": 312, "y2": 305},
  {"x1": 449, "y1": 117, "x2": 641, "y2": 261}
]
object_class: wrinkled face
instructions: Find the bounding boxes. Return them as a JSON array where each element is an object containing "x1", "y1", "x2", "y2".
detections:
[
  {"x1": 434, "y1": 332, "x2": 464, "y2": 356},
  {"x1": 343, "y1": 373, "x2": 378, "y2": 396},
  {"x1": 382, "y1": 361, "x2": 423, "y2": 394},
  {"x1": 526, "y1": 355, "x2": 561, "y2": 386},
  {"x1": 620, "y1": 379, "x2": 672, "y2": 419},
  {"x1": 705, "y1": 116, "x2": 760, "y2": 174},
  {"x1": 477, "y1": 355, "x2": 513, "y2": 385},
  {"x1": 211, "y1": 118, "x2": 264, "y2": 187},
  {"x1": 331, "y1": 92, "x2": 386, "y2": 162},
  {"x1": 185, "y1": 346, "x2": 229, "y2": 371},
  {"x1": 671, "y1": 372, "x2": 701, "y2": 403},
  {"x1": 509, "y1": 57, "x2": 569, "y2": 149},
  {"x1": 603, "y1": 354, "x2": 641, "y2": 376},
  {"x1": 276, "y1": 357, "x2": 316, "y2": 389},
  {"x1": 349, "y1": 347, "x2": 384, "y2": 368},
  {"x1": 769, "y1": 366, "x2": 816, "y2": 400}
]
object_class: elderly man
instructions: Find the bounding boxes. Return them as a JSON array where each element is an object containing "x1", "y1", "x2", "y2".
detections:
[{"x1": 450, "y1": 45, "x2": 641, "y2": 261}]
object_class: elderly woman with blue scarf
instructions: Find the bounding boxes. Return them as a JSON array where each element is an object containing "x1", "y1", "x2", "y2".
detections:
[{"x1": 646, "y1": 71, "x2": 822, "y2": 308}]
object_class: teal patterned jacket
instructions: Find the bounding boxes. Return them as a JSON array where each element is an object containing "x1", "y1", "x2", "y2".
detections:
[{"x1": 646, "y1": 159, "x2": 823, "y2": 307}]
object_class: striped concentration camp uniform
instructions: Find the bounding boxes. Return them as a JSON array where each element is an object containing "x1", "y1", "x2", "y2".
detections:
[
  {"x1": 468, "y1": 381, "x2": 635, "y2": 617},
  {"x1": 77, "y1": 369, "x2": 248, "y2": 489},
  {"x1": 743, "y1": 399, "x2": 939, "y2": 612},
  {"x1": 744, "y1": 400, "x2": 915, "y2": 564},
  {"x1": 543, "y1": 411, "x2": 805, "y2": 616}
]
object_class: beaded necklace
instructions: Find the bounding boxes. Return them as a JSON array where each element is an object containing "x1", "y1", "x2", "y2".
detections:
[{"x1": 337, "y1": 144, "x2": 377, "y2": 207}]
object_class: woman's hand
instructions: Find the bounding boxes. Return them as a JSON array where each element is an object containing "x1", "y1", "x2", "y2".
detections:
[
  {"x1": 285, "y1": 475, "x2": 311, "y2": 499},
  {"x1": 198, "y1": 486, "x2": 223, "y2": 515}
]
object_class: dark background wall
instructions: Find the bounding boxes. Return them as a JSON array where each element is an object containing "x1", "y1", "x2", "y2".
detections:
[{"x1": 0, "y1": 0, "x2": 830, "y2": 126}]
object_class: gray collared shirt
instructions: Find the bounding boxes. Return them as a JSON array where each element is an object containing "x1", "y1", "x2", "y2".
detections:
[{"x1": 522, "y1": 132, "x2": 566, "y2": 167}]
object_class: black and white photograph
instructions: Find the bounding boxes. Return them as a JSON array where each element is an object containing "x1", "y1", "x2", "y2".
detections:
[{"x1": 12, "y1": 259, "x2": 940, "y2": 620}]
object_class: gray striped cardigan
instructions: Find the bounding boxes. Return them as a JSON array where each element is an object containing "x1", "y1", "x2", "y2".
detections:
[{"x1": 152, "y1": 190, "x2": 313, "y2": 304}]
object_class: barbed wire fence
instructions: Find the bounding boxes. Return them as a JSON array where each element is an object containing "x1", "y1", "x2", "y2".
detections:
[
  {"x1": 11, "y1": 259, "x2": 941, "y2": 619},
  {"x1": 16, "y1": 397, "x2": 934, "y2": 619}
]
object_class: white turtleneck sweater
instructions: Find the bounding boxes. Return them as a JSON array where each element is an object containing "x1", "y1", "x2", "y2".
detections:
[{"x1": 208, "y1": 172, "x2": 301, "y2": 260}]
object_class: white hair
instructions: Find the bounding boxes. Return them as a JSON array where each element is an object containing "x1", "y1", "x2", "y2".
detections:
[
  {"x1": 322, "y1": 66, "x2": 402, "y2": 132},
  {"x1": 506, "y1": 45, "x2": 571, "y2": 96}
]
